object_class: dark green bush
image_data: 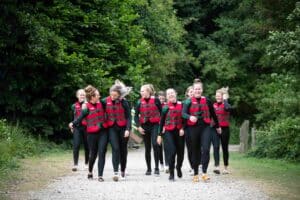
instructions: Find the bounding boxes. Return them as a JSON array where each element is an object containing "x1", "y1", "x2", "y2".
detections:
[
  {"x1": 249, "y1": 117, "x2": 300, "y2": 162},
  {"x1": 0, "y1": 119, "x2": 57, "y2": 172}
]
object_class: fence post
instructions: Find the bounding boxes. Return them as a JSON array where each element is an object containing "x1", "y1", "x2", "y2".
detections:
[
  {"x1": 239, "y1": 120, "x2": 249, "y2": 153},
  {"x1": 251, "y1": 127, "x2": 256, "y2": 148}
]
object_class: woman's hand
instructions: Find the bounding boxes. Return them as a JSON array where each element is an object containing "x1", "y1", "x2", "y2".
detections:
[
  {"x1": 189, "y1": 116, "x2": 198, "y2": 123},
  {"x1": 68, "y1": 122, "x2": 74, "y2": 133},
  {"x1": 179, "y1": 129, "x2": 184, "y2": 136},
  {"x1": 124, "y1": 130, "x2": 130, "y2": 138},
  {"x1": 138, "y1": 127, "x2": 145, "y2": 135},
  {"x1": 157, "y1": 135, "x2": 162, "y2": 145}
]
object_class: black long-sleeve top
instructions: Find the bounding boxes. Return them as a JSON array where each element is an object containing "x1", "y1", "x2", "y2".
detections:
[
  {"x1": 101, "y1": 97, "x2": 132, "y2": 131},
  {"x1": 221, "y1": 99, "x2": 232, "y2": 112},
  {"x1": 182, "y1": 97, "x2": 220, "y2": 128},
  {"x1": 134, "y1": 97, "x2": 162, "y2": 127}
]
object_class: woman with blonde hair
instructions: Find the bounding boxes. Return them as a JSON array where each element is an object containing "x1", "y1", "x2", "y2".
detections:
[
  {"x1": 69, "y1": 89, "x2": 89, "y2": 171},
  {"x1": 211, "y1": 87, "x2": 232, "y2": 174},
  {"x1": 134, "y1": 84, "x2": 162, "y2": 176}
]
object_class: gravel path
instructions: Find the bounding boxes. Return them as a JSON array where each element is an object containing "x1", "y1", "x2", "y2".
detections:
[{"x1": 27, "y1": 148, "x2": 269, "y2": 200}]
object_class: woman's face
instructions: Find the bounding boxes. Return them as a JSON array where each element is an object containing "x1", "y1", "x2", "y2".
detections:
[
  {"x1": 91, "y1": 90, "x2": 100, "y2": 103},
  {"x1": 193, "y1": 84, "x2": 203, "y2": 98},
  {"x1": 110, "y1": 91, "x2": 120, "y2": 101},
  {"x1": 215, "y1": 92, "x2": 223, "y2": 103},
  {"x1": 77, "y1": 91, "x2": 86, "y2": 103},
  {"x1": 140, "y1": 86, "x2": 150, "y2": 98},
  {"x1": 158, "y1": 95, "x2": 166, "y2": 104},
  {"x1": 166, "y1": 90, "x2": 177, "y2": 103},
  {"x1": 188, "y1": 88, "x2": 194, "y2": 98}
]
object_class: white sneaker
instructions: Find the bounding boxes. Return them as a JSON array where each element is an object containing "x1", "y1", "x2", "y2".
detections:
[
  {"x1": 165, "y1": 166, "x2": 169, "y2": 174},
  {"x1": 84, "y1": 164, "x2": 88, "y2": 170},
  {"x1": 160, "y1": 164, "x2": 165, "y2": 172},
  {"x1": 213, "y1": 166, "x2": 221, "y2": 174},
  {"x1": 113, "y1": 172, "x2": 119, "y2": 182},
  {"x1": 72, "y1": 165, "x2": 78, "y2": 172},
  {"x1": 189, "y1": 169, "x2": 194, "y2": 176},
  {"x1": 222, "y1": 169, "x2": 230, "y2": 174},
  {"x1": 121, "y1": 171, "x2": 126, "y2": 180}
]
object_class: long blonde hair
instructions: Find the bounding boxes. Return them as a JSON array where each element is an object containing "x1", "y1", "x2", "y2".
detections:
[{"x1": 216, "y1": 87, "x2": 229, "y2": 98}]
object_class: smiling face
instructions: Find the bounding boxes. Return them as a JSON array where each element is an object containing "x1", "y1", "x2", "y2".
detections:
[
  {"x1": 140, "y1": 86, "x2": 151, "y2": 99},
  {"x1": 158, "y1": 95, "x2": 166, "y2": 104},
  {"x1": 215, "y1": 91, "x2": 223, "y2": 103},
  {"x1": 193, "y1": 83, "x2": 203, "y2": 98},
  {"x1": 166, "y1": 89, "x2": 177, "y2": 103},
  {"x1": 188, "y1": 88, "x2": 194, "y2": 98},
  {"x1": 77, "y1": 90, "x2": 86, "y2": 103}
]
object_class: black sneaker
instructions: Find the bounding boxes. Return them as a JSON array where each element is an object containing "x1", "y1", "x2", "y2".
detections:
[
  {"x1": 154, "y1": 168, "x2": 160, "y2": 176},
  {"x1": 145, "y1": 170, "x2": 151, "y2": 175},
  {"x1": 87, "y1": 173, "x2": 93, "y2": 179},
  {"x1": 177, "y1": 168, "x2": 182, "y2": 178},
  {"x1": 169, "y1": 174, "x2": 175, "y2": 181},
  {"x1": 98, "y1": 176, "x2": 104, "y2": 182},
  {"x1": 213, "y1": 169, "x2": 220, "y2": 175}
]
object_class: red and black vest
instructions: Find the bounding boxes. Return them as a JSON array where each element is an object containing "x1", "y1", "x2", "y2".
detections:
[
  {"x1": 86, "y1": 102, "x2": 105, "y2": 133},
  {"x1": 213, "y1": 102, "x2": 230, "y2": 127},
  {"x1": 105, "y1": 96, "x2": 127, "y2": 127},
  {"x1": 164, "y1": 101, "x2": 183, "y2": 131},
  {"x1": 187, "y1": 97, "x2": 211, "y2": 126},
  {"x1": 74, "y1": 102, "x2": 87, "y2": 126},
  {"x1": 139, "y1": 96, "x2": 160, "y2": 124}
]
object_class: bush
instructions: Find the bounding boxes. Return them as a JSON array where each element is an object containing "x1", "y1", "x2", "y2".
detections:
[
  {"x1": 0, "y1": 119, "x2": 57, "y2": 172},
  {"x1": 229, "y1": 119, "x2": 240, "y2": 144},
  {"x1": 249, "y1": 117, "x2": 300, "y2": 162}
]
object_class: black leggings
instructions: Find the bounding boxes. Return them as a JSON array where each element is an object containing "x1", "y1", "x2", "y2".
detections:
[
  {"x1": 119, "y1": 127, "x2": 129, "y2": 172},
  {"x1": 108, "y1": 124, "x2": 125, "y2": 173},
  {"x1": 87, "y1": 130, "x2": 108, "y2": 176},
  {"x1": 158, "y1": 144, "x2": 164, "y2": 165},
  {"x1": 141, "y1": 123, "x2": 160, "y2": 171},
  {"x1": 73, "y1": 126, "x2": 89, "y2": 165},
  {"x1": 189, "y1": 124, "x2": 211, "y2": 175},
  {"x1": 211, "y1": 127, "x2": 220, "y2": 167},
  {"x1": 184, "y1": 127, "x2": 193, "y2": 169},
  {"x1": 163, "y1": 129, "x2": 185, "y2": 173},
  {"x1": 211, "y1": 126, "x2": 230, "y2": 166}
]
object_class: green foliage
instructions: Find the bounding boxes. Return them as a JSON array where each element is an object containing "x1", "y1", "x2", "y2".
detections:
[
  {"x1": 229, "y1": 119, "x2": 240, "y2": 144},
  {"x1": 249, "y1": 117, "x2": 300, "y2": 161},
  {"x1": 254, "y1": 73, "x2": 300, "y2": 125},
  {"x1": 0, "y1": 119, "x2": 57, "y2": 173},
  {"x1": 0, "y1": 0, "x2": 151, "y2": 136},
  {"x1": 135, "y1": 0, "x2": 189, "y2": 89}
]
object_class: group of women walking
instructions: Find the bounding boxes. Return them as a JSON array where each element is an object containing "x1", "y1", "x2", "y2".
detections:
[{"x1": 68, "y1": 79, "x2": 231, "y2": 182}]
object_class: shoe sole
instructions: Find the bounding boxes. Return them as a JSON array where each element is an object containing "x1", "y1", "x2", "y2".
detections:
[
  {"x1": 113, "y1": 176, "x2": 119, "y2": 182},
  {"x1": 213, "y1": 170, "x2": 220, "y2": 174}
]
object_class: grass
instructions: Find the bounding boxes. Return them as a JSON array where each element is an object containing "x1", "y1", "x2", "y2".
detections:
[
  {"x1": 230, "y1": 152, "x2": 300, "y2": 200},
  {"x1": 0, "y1": 150, "x2": 73, "y2": 200}
]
